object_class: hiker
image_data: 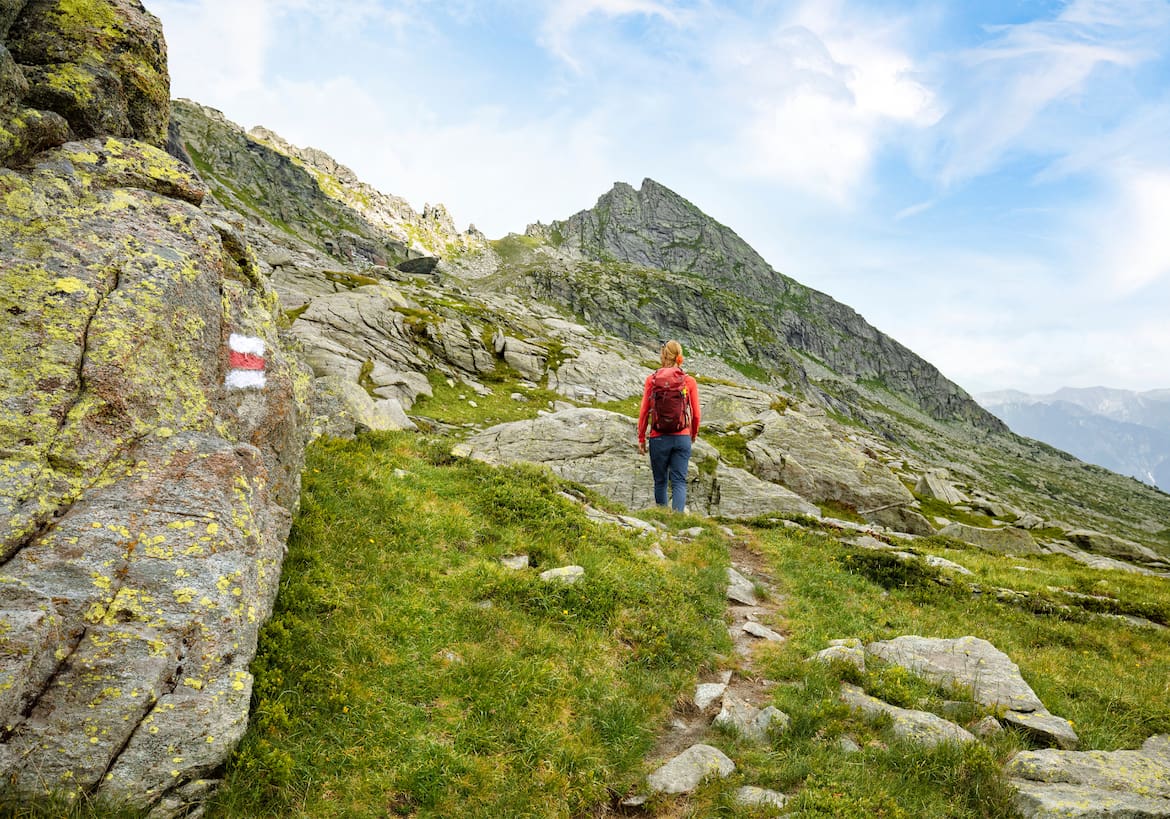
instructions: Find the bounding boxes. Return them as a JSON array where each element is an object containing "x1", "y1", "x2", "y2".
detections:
[{"x1": 638, "y1": 340, "x2": 701, "y2": 512}]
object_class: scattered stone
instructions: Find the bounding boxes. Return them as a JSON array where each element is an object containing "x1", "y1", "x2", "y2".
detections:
[
  {"x1": 726, "y1": 567, "x2": 759, "y2": 606},
  {"x1": 499, "y1": 555, "x2": 529, "y2": 570},
  {"x1": 714, "y1": 693, "x2": 789, "y2": 743},
  {"x1": 1014, "y1": 512, "x2": 1046, "y2": 529},
  {"x1": 678, "y1": 526, "x2": 705, "y2": 539},
  {"x1": 838, "y1": 736, "x2": 863, "y2": 753},
  {"x1": 810, "y1": 643, "x2": 866, "y2": 672},
  {"x1": 510, "y1": 392, "x2": 524, "y2": 401},
  {"x1": 743, "y1": 622, "x2": 785, "y2": 643},
  {"x1": 719, "y1": 526, "x2": 736, "y2": 538},
  {"x1": 620, "y1": 794, "x2": 648, "y2": 807},
  {"x1": 648, "y1": 546, "x2": 668, "y2": 561},
  {"x1": 392, "y1": 468, "x2": 410, "y2": 479},
  {"x1": 539, "y1": 565, "x2": 584, "y2": 584},
  {"x1": 840, "y1": 684, "x2": 976, "y2": 748},
  {"x1": 973, "y1": 716, "x2": 1003, "y2": 738},
  {"x1": 922, "y1": 554, "x2": 974, "y2": 575},
  {"x1": 733, "y1": 785, "x2": 789, "y2": 810},
  {"x1": 1003, "y1": 709, "x2": 1079, "y2": 750},
  {"x1": 646, "y1": 744, "x2": 736, "y2": 794},
  {"x1": 695, "y1": 682, "x2": 728, "y2": 711}
]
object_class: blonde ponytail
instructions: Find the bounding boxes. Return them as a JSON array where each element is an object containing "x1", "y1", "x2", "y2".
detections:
[{"x1": 660, "y1": 340, "x2": 684, "y2": 368}]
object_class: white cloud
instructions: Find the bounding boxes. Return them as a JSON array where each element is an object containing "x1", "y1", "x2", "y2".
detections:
[
  {"x1": 932, "y1": 0, "x2": 1170, "y2": 185},
  {"x1": 539, "y1": 0, "x2": 685, "y2": 71},
  {"x1": 710, "y1": 4, "x2": 938, "y2": 203},
  {"x1": 1090, "y1": 167, "x2": 1170, "y2": 295},
  {"x1": 147, "y1": 0, "x2": 274, "y2": 100}
]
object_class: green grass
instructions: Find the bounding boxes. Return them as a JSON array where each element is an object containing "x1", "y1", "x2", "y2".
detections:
[
  {"x1": 205, "y1": 432, "x2": 730, "y2": 818},
  {"x1": 667, "y1": 522, "x2": 1170, "y2": 817},
  {"x1": 409, "y1": 370, "x2": 565, "y2": 428}
]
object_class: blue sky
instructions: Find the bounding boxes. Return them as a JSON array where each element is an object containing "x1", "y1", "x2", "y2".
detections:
[{"x1": 146, "y1": 0, "x2": 1170, "y2": 395}]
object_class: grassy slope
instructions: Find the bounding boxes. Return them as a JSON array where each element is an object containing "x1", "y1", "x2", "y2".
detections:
[
  {"x1": 12, "y1": 422, "x2": 1170, "y2": 819},
  {"x1": 207, "y1": 433, "x2": 730, "y2": 818}
]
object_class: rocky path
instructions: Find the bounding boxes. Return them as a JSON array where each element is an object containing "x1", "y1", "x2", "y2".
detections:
[{"x1": 617, "y1": 526, "x2": 792, "y2": 813}]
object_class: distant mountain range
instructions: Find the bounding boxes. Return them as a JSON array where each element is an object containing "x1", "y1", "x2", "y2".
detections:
[{"x1": 977, "y1": 388, "x2": 1170, "y2": 490}]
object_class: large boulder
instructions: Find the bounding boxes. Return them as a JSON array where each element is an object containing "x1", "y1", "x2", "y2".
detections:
[
  {"x1": 939, "y1": 522, "x2": 1041, "y2": 555},
  {"x1": 452, "y1": 408, "x2": 819, "y2": 519},
  {"x1": 7, "y1": 0, "x2": 170, "y2": 148},
  {"x1": 1065, "y1": 529, "x2": 1169, "y2": 569},
  {"x1": 547, "y1": 349, "x2": 648, "y2": 403},
  {"x1": 914, "y1": 469, "x2": 967, "y2": 505},
  {"x1": 745, "y1": 409, "x2": 913, "y2": 514},
  {"x1": 866, "y1": 636, "x2": 1078, "y2": 749},
  {"x1": 697, "y1": 382, "x2": 777, "y2": 431},
  {"x1": 0, "y1": 135, "x2": 308, "y2": 810},
  {"x1": 1007, "y1": 735, "x2": 1170, "y2": 818}
]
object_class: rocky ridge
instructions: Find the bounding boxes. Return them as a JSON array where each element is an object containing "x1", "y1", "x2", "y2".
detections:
[{"x1": 1, "y1": 1, "x2": 308, "y2": 813}]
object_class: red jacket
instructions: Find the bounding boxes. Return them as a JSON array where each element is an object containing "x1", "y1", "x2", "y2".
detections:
[{"x1": 638, "y1": 368, "x2": 700, "y2": 445}]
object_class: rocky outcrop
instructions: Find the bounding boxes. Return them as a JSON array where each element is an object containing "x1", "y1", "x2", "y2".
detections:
[
  {"x1": 1065, "y1": 529, "x2": 1170, "y2": 570},
  {"x1": 0, "y1": 8, "x2": 308, "y2": 809},
  {"x1": 745, "y1": 409, "x2": 914, "y2": 518},
  {"x1": 865, "y1": 636, "x2": 1078, "y2": 749},
  {"x1": 1008, "y1": 735, "x2": 1170, "y2": 818},
  {"x1": 940, "y1": 522, "x2": 1041, "y2": 555},
  {"x1": 452, "y1": 408, "x2": 820, "y2": 519},
  {"x1": 1, "y1": 0, "x2": 166, "y2": 168}
]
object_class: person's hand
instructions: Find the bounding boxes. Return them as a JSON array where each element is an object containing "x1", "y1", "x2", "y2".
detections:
[{"x1": 638, "y1": 440, "x2": 647, "y2": 455}]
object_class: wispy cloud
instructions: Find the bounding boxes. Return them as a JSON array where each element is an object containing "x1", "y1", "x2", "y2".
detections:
[
  {"x1": 539, "y1": 0, "x2": 686, "y2": 72},
  {"x1": 930, "y1": 0, "x2": 1170, "y2": 185}
]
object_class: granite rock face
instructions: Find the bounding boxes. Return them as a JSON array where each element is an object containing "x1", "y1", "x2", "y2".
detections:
[
  {"x1": 453, "y1": 408, "x2": 819, "y2": 519},
  {"x1": 745, "y1": 409, "x2": 914, "y2": 516},
  {"x1": 530, "y1": 178, "x2": 1004, "y2": 431},
  {"x1": 7, "y1": 0, "x2": 169, "y2": 151},
  {"x1": 1008, "y1": 735, "x2": 1170, "y2": 818},
  {"x1": 0, "y1": 119, "x2": 307, "y2": 814}
]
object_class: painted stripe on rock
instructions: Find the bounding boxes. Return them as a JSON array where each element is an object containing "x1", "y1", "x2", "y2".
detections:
[
  {"x1": 225, "y1": 370, "x2": 267, "y2": 390},
  {"x1": 228, "y1": 333, "x2": 265, "y2": 356},
  {"x1": 229, "y1": 351, "x2": 265, "y2": 370}
]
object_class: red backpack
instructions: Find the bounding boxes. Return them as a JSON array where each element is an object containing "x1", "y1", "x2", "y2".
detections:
[{"x1": 649, "y1": 367, "x2": 692, "y2": 434}]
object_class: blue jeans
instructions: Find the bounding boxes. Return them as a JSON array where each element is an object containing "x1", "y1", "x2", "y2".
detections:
[{"x1": 649, "y1": 434, "x2": 692, "y2": 512}]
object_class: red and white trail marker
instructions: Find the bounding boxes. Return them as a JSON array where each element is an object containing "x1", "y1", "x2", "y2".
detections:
[{"x1": 225, "y1": 333, "x2": 266, "y2": 390}]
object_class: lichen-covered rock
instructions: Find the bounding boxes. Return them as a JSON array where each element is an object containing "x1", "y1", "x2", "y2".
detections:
[
  {"x1": 8, "y1": 0, "x2": 170, "y2": 147},
  {"x1": 0, "y1": 135, "x2": 308, "y2": 810},
  {"x1": 547, "y1": 348, "x2": 647, "y2": 403},
  {"x1": 939, "y1": 522, "x2": 1041, "y2": 555},
  {"x1": 1007, "y1": 735, "x2": 1170, "y2": 817},
  {"x1": 840, "y1": 684, "x2": 976, "y2": 747},
  {"x1": 745, "y1": 409, "x2": 914, "y2": 513},
  {"x1": 453, "y1": 408, "x2": 819, "y2": 519},
  {"x1": 865, "y1": 636, "x2": 1045, "y2": 713},
  {"x1": 646, "y1": 743, "x2": 735, "y2": 794}
]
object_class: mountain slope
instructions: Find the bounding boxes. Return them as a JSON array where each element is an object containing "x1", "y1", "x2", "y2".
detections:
[
  {"x1": 980, "y1": 388, "x2": 1170, "y2": 489},
  {"x1": 516, "y1": 179, "x2": 1003, "y2": 432},
  {"x1": 169, "y1": 104, "x2": 1170, "y2": 548}
]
